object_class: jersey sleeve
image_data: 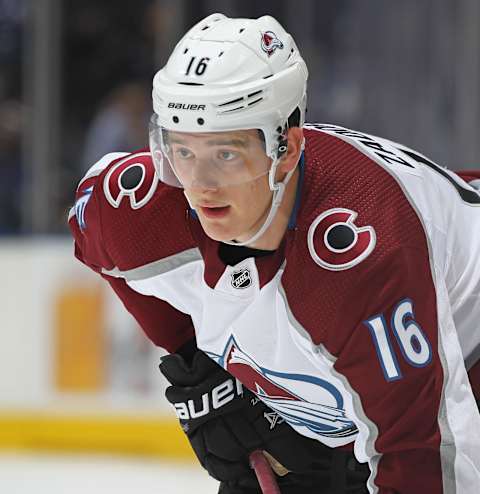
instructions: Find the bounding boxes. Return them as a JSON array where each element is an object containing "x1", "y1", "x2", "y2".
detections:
[
  {"x1": 332, "y1": 246, "x2": 449, "y2": 493},
  {"x1": 293, "y1": 128, "x2": 480, "y2": 492},
  {"x1": 68, "y1": 153, "x2": 195, "y2": 353},
  {"x1": 102, "y1": 274, "x2": 195, "y2": 352}
]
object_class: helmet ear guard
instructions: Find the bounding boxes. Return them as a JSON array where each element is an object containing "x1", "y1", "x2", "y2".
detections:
[
  {"x1": 277, "y1": 139, "x2": 288, "y2": 158},
  {"x1": 276, "y1": 123, "x2": 290, "y2": 159},
  {"x1": 275, "y1": 106, "x2": 304, "y2": 159}
]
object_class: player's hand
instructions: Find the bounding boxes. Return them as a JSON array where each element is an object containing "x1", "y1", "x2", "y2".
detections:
[
  {"x1": 159, "y1": 350, "x2": 261, "y2": 482},
  {"x1": 159, "y1": 350, "x2": 369, "y2": 493}
]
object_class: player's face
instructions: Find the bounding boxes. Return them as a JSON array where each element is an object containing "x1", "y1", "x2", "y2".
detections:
[{"x1": 170, "y1": 130, "x2": 274, "y2": 243}]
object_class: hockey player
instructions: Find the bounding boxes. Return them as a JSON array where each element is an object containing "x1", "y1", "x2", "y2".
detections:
[{"x1": 69, "y1": 13, "x2": 480, "y2": 494}]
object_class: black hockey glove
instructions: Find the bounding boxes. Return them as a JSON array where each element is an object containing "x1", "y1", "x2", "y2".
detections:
[{"x1": 159, "y1": 348, "x2": 369, "y2": 494}]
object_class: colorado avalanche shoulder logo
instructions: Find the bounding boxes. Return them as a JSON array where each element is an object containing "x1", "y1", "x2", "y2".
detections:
[
  {"x1": 74, "y1": 185, "x2": 93, "y2": 232},
  {"x1": 308, "y1": 208, "x2": 376, "y2": 271},
  {"x1": 261, "y1": 31, "x2": 284, "y2": 57},
  {"x1": 103, "y1": 152, "x2": 158, "y2": 209},
  {"x1": 210, "y1": 336, "x2": 357, "y2": 439}
]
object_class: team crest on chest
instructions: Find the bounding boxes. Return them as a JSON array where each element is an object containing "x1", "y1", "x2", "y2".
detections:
[
  {"x1": 231, "y1": 268, "x2": 252, "y2": 289},
  {"x1": 307, "y1": 208, "x2": 376, "y2": 271},
  {"x1": 207, "y1": 336, "x2": 357, "y2": 439},
  {"x1": 103, "y1": 152, "x2": 158, "y2": 209}
]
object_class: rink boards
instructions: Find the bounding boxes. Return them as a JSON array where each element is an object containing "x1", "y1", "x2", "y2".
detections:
[{"x1": 0, "y1": 238, "x2": 192, "y2": 459}]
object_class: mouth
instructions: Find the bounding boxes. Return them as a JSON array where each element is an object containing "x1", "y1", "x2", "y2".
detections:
[{"x1": 198, "y1": 205, "x2": 231, "y2": 219}]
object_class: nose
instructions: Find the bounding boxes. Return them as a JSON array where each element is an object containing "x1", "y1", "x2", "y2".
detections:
[
  {"x1": 188, "y1": 180, "x2": 219, "y2": 193},
  {"x1": 189, "y1": 158, "x2": 220, "y2": 191}
]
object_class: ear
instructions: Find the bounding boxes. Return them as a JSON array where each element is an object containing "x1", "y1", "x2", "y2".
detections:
[{"x1": 278, "y1": 127, "x2": 303, "y2": 173}]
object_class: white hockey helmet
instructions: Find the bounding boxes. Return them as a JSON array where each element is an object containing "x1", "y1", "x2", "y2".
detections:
[{"x1": 149, "y1": 13, "x2": 308, "y2": 188}]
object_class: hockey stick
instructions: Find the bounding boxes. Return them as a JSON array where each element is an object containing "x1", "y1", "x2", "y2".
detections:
[{"x1": 249, "y1": 450, "x2": 281, "y2": 494}]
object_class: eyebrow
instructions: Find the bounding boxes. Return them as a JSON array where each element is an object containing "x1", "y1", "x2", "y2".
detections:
[{"x1": 170, "y1": 136, "x2": 249, "y2": 148}]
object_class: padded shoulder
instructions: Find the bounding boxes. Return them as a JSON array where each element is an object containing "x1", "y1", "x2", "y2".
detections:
[
  {"x1": 69, "y1": 150, "x2": 196, "y2": 274},
  {"x1": 293, "y1": 125, "x2": 433, "y2": 282}
]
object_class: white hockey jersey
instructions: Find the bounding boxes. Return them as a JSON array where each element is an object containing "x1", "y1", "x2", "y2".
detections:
[{"x1": 69, "y1": 123, "x2": 480, "y2": 493}]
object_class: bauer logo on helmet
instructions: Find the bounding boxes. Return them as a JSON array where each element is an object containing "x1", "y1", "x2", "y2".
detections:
[{"x1": 167, "y1": 103, "x2": 206, "y2": 111}]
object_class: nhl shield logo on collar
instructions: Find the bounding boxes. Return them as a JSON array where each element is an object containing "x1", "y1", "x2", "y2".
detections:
[
  {"x1": 261, "y1": 31, "x2": 284, "y2": 57},
  {"x1": 231, "y1": 268, "x2": 252, "y2": 289}
]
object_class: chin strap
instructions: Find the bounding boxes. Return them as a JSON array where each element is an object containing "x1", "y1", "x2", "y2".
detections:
[{"x1": 222, "y1": 155, "x2": 296, "y2": 247}]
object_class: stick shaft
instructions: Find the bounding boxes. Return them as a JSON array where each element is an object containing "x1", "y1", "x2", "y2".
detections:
[{"x1": 249, "y1": 450, "x2": 281, "y2": 494}]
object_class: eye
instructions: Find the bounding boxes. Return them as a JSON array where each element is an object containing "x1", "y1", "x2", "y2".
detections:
[
  {"x1": 175, "y1": 147, "x2": 194, "y2": 159},
  {"x1": 217, "y1": 150, "x2": 237, "y2": 161}
]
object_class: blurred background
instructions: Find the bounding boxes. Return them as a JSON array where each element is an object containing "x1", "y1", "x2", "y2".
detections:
[{"x1": 0, "y1": 0, "x2": 479, "y2": 492}]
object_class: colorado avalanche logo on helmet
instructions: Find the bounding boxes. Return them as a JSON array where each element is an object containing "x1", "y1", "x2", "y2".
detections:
[
  {"x1": 261, "y1": 31, "x2": 284, "y2": 57},
  {"x1": 209, "y1": 336, "x2": 357, "y2": 439}
]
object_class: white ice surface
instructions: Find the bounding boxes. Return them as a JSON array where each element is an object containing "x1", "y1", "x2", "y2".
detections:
[{"x1": 0, "y1": 452, "x2": 220, "y2": 494}]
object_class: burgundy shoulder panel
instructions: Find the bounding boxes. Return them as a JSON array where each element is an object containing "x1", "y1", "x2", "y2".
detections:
[{"x1": 81, "y1": 150, "x2": 195, "y2": 272}]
